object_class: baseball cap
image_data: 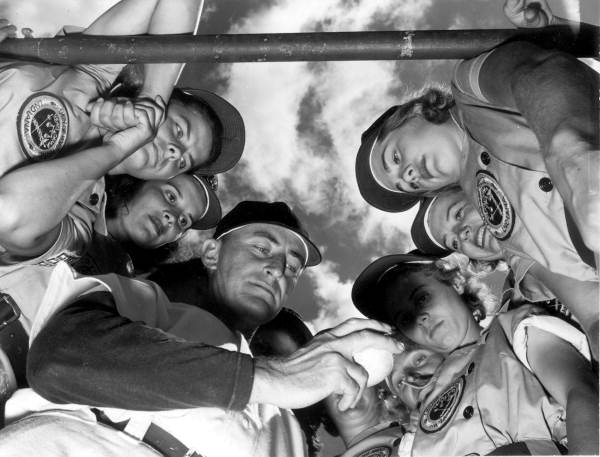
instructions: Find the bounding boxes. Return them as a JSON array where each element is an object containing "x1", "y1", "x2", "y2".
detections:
[
  {"x1": 213, "y1": 201, "x2": 321, "y2": 267},
  {"x1": 351, "y1": 253, "x2": 434, "y2": 323},
  {"x1": 190, "y1": 173, "x2": 222, "y2": 230},
  {"x1": 411, "y1": 196, "x2": 452, "y2": 257},
  {"x1": 355, "y1": 106, "x2": 421, "y2": 213},
  {"x1": 180, "y1": 88, "x2": 245, "y2": 174}
]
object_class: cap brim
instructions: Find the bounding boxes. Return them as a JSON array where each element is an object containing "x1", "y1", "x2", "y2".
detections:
[
  {"x1": 216, "y1": 221, "x2": 321, "y2": 267},
  {"x1": 191, "y1": 177, "x2": 222, "y2": 230},
  {"x1": 351, "y1": 253, "x2": 434, "y2": 323},
  {"x1": 355, "y1": 126, "x2": 420, "y2": 213},
  {"x1": 180, "y1": 88, "x2": 245, "y2": 174}
]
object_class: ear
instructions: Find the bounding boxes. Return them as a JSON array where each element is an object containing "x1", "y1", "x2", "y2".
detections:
[{"x1": 200, "y1": 238, "x2": 221, "y2": 272}]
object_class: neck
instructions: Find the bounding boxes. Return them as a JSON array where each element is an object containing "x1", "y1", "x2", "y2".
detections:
[
  {"x1": 205, "y1": 279, "x2": 258, "y2": 338},
  {"x1": 448, "y1": 115, "x2": 469, "y2": 175},
  {"x1": 105, "y1": 213, "x2": 126, "y2": 241}
]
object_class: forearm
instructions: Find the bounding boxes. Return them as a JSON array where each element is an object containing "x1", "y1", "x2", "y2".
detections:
[
  {"x1": 0, "y1": 143, "x2": 125, "y2": 248},
  {"x1": 140, "y1": 0, "x2": 204, "y2": 100},
  {"x1": 566, "y1": 387, "x2": 599, "y2": 454},
  {"x1": 27, "y1": 292, "x2": 254, "y2": 411}
]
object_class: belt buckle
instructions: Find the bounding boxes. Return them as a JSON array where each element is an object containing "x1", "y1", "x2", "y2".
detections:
[{"x1": 0, "y1": 293, "x2": 21, "y2": 330}]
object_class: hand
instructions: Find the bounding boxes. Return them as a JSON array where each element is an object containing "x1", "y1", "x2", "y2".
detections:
[
  {"x1": 0, "y1": 19, "x2": 17, "y2": 42},
  {"x1": 251, "y1": 318, "x2": 405, "y2": 411},
  {"x1": 503, "y1": 0, "x2": 553, "y2": 28},
  {"x1": 99, "y1": 96, "x2": 166, "y2": 156}
]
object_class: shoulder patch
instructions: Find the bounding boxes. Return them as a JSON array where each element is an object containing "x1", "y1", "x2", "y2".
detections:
[
  {"x1": 420, "y1": 375, "x2": 465, "y2": 433},
  {"x1": 475, "y1": 170, "x2": 515, "y2": 240},
  {"x1": 17, "y1": 92, "x2": 69, "y2": 161}
]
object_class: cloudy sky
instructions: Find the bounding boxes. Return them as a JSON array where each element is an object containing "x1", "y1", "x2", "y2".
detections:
[
  {"x1": 0, "y1": 0, "x2": 596, "y2": 454},
  {"x1": 0, "y1": 0, "x2": 595, "y2": 336}
]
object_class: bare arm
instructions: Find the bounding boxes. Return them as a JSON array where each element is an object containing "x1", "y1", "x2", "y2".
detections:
[
  {"x1": 251, "y1": 318, "x2": 404, "y2": 411},
  {"x1": 526, "y1": 327, "x2": 598, "y2": 455},
  {"x1": 528, "y1": 262, "x2": 599, "y2": 359},
  {"x1": 478, "y1": 41, "x2": 599, "y2": 253},
  {"x1": 83, "y1": 0, "x2": 204, "y2": 101},
  {"x1": 0, "y1": 101, "x2": 162, "y2": 258}
]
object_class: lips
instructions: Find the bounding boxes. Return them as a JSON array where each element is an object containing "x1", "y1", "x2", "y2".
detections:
[
  {"x1": 147, "y1": 215, "x2": 163, "y2": 237},
  {"x1": 475, "y1": 225, "x2": 487, "y2": 248},
  {"x1": 419, "y1": 157, "x2": 433, "y2": 179},
  {"x1": 252, "y1": 281, "x2": 278, "y2": 304}
]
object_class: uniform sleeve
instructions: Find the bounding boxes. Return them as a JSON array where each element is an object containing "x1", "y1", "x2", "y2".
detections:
[
  {"x1": 452, "y1": 50, "x2": 494, "y2": 104},
  {"x1": 26, "y1": 291, "x2": 255, "y2": 412},
  {"x1": 512, "y1": 314, "x2": 592, "y2": 372}
]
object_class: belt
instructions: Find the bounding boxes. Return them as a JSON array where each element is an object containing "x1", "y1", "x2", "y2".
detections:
[
  {"x1": 0, "y1": 292, "x2": 28, "y2": 387},
  {"x1": 91, "y1": 408, "x2": 204, "y2": 457}
]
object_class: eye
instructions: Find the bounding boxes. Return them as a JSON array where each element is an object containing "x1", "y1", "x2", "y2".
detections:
[
  {"x1": 415, "y1": 355, "x2": 427, "y2": 367},
  {"x1": 286, "y1": 259, "x2": 302, "y2": 276},
  {"x1": 392, "y1": 151, "x2": 401, "y2": 165},
  {"x1": 415, "y1": 292, "x2": 429, "y2": 308},
  {"x1": 178, "y1": 215, "x2": 189, "y2": 229},
  {"x1": 165, "y1": 190, "x2": 176, "y2": 204},
  {"x1": 175, "y1": 123, "x2": 184, "y2": 139},
  {"x1": 254, "y1": 245, "x2": 269, "y2": 255},
  {"x1": 455, "y1": 206, "x2": 464, "y2": 221},
  {"x1": 451, "y1": 239, "x2": 459, "y2": 251}
]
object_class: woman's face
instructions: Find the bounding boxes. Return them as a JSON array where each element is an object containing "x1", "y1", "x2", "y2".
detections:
[
  {"x1": 387, "y1": 348, "x2": 444, "y2": 410},
  {"x1": 369, "y1": 116, "x2": 463, "y2": 193},
  {"x1": 382, "y1": 271, "x2": 477, "y2": 353},
  {"x1": 429, "y1": 190, "x2": 503, "y2": 261},
  {"x1": 116, "y1": 174, "x2": 208, "y2": 249},
  {"x1": 116, "y1": 100, "x2": 214, "y2": 180}
]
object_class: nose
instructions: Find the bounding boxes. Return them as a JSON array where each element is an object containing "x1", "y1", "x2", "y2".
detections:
[
  {"x1": 162, "y1": 210, "x2": 176, "y2": 227},
  {"x1": 416, "y1": 313, "x2": 430, "y2": 327},
  {"x1": 166, "y1": 143, "x2": 183, "y2": 162},
  {"x1": 401, "y1": 163, "x2": 419, "y2": 183},
  {"x1": 458, "y1": 225, "x2": 471, "y2": 241},
  {"x1": 264, "y1": 254, "x2": 286, "y2": 279}
]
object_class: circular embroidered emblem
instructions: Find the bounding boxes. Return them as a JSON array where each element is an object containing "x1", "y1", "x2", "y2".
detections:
[
  {"x1": 420, "y1": 375, "x2": 465, "y2": 433},
  {"x1": 357, "y1": 447, "x2": 391, "y2": 457},
  {"x1": 17, "y1": 92, "x2": 69, "y2": 160},
  {"x1": 475, "y1": 170, "x2": 515, "y2": 240}
]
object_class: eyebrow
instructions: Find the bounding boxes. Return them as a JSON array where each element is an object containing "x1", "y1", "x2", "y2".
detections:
[
  {"x1": 409, "y1": 285, "x2": 425, "y2": 301},
  {"x1": 169, "y1": 182, "x2": 182, "y2": 200},
  {"x1": 381, "y1": 144, "x2": 389, "y2": 172},
  {"x1": 183, "y1": 116, "x2": 191, "y2": 142},
  {"x1": 252, "y1": 231, "x2": 305, "y2": 264}
]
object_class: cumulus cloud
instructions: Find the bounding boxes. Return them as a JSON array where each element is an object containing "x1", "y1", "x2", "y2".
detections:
[
  {"x1": 219, "y1": 0, "x2": 433, "y2": 251},
  {"x1": 304, "y1": 260, "x2": 365, "y2": 333},
  {"x1": 0, "y1": 0, "x2": 117, "y2": 36}
]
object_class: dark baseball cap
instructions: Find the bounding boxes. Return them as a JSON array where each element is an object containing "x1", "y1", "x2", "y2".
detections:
[
  {"x1": 180, "y1": 88, "x2": 245, "y2": 174},
  {"x1": 352, "y1": 253, "x2": 434, "y2": 323},
  {"x1": 214, "y1": 201, "x2": 321, "y2": 267},
  {"x1": 355, "y1": 105, "x2": 420, "y2": 213},
  {"x1": 411, "y1": 196, "x2": 452, "y2": 257},
  {"x1": 190, "y1": 173, "x2": 222, "y2": 230}
]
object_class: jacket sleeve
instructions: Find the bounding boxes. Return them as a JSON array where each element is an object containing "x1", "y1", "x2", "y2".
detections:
[{"x1": 26, "y1": 291, "x2": 254, "y2": 411}]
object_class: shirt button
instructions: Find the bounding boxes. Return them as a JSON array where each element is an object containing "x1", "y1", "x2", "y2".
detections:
[
  {"x1": 89, "y1": 193, "x2": 100, "y2": 206},
  {"x1": 538, "y1": 177, "x2": 553, "y2": 192},
  {"x1": 480, "y1": 151, "x2": 491, "y2": 166},
  {"x1": 467, "y1": 362, "x2": 475, "y2": 374},
  {"x1": 463, "y1": 406, "x2": 474, "y2": 419}
]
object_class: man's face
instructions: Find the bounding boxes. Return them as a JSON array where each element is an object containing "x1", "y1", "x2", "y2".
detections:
[{"x1": 211, "y1": 223, "x2": 307, "y2": 330}]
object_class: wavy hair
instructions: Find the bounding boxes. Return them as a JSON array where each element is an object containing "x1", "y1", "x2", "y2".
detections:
[{"x1": 379, "y1": 87, "x2": 455, "y2": 140}]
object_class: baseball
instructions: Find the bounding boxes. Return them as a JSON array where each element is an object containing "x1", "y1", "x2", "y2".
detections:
[{"x1": 353, "y1": 348, "x2": 395, "y2": 387}]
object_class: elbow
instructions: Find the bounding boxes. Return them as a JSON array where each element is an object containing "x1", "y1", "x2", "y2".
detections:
[{"x1": 26, "y1": 338, "x2": 63, "y2": 401}]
